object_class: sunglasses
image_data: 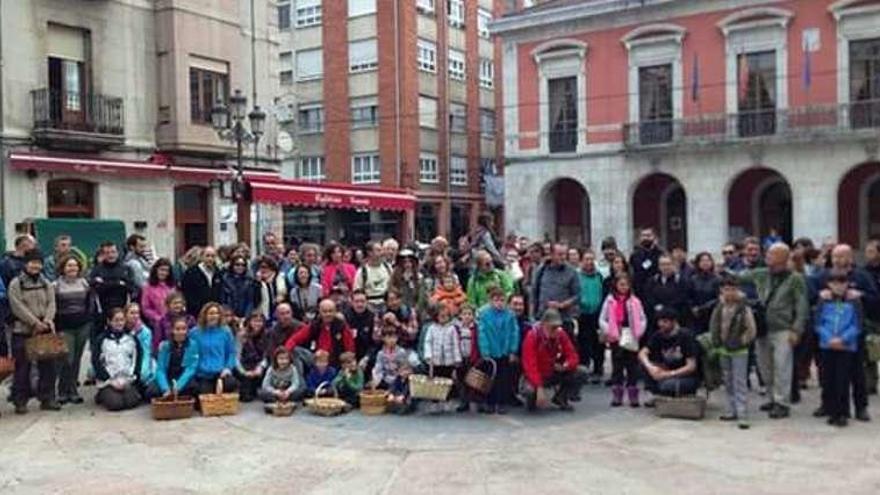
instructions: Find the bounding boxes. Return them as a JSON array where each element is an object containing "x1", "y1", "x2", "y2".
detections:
[{"x1": 722, "y1": 251, "x2": 735, "y2": 255}]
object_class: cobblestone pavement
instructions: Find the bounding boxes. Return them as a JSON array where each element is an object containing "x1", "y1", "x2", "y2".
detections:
[{"x1": 0, "y1": 382, "x2": 878, "y2": 495}]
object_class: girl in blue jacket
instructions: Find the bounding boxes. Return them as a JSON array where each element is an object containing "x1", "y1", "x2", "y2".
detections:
[
  {"x1": 191, "y1": 302, "x2": 240, "y2": 395},
  {"x1": 148, "y1": 316, "x2": 200, "y2": 398},
  {"x1": 477, "y1": 287, "x2": 520, "y2": 414},
  {"x1": 124, "y1": 303, "x2": 155, "y2": 393}
]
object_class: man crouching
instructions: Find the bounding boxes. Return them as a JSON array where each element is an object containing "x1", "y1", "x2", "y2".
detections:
[{"x1": 522, "y1": 309, "x2": 589, "y2": 412}]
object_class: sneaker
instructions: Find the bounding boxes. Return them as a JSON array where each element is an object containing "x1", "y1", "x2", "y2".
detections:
[
  {"x1": 835, "y1": 417, "x2": 849, "y2": 427},
  {"x1": 737, "y1": 421, "x2": 751, "y2": 430},
  {"x1": 719, "y1": 413, "x2": 738, "y2": 422},
  {"x1": 456, "y1": 402, "x2": 470, "y2": 413},
  {"x1": 759, "y1": 402, "x2": 774, "y2": 412},
  {"x1": 768, "y1": 404, "x2": 790, "y2": 419},
  {"x1": 14, "y1": 403, "x2": 27, "y2": 415},
  {"x1": 40, "y1": 401, "x2": 62, "y2": 411},
  {"x1": 643, "y1": 398, "x2": 656, "y2": 408},
  {"x1": 69, "y1": 395, "x2": 85, "y2": 405},
  {"x1": 855, "y1": 409, "x2": 871, "y2": 422},
  {"x1": 812, "y1": 406, "x2": 827, "y2": 418}
]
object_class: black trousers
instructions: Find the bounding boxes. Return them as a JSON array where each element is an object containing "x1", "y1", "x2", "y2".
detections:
[
  {"x1": 522, "y1": 367, "x2": 589, "y2": 403},
  {"x1": 97, "y1": 385, "x2": 142, "y2": 411},
  {"x1": 820, "y1": 350, "x2": 854, "y2": 420},
  {"x1": 486, "y1": 358, "x2": 512, "y2": 407},
  {"x1": 577, "y1": 312, "x2": 603, "y2": 373},
  {"x1": 236, "y1": 369, "x2": 263, "y2": 403},
  {"x1": 849, "y1": 336, "x2": 869, "y2": 412},
  {"x1": 11, "y1": 334, "x2": 57, "y2": 405},
  {"x1": 610, "y1": 345, "x2": 639, "y2": 387}
]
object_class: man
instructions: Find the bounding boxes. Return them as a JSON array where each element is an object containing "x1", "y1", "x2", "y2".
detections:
[
  {"x1": 297, "y1": 242, "x2": 322, "y2": 282},
  {"x1": 90, "y1": 241, "x2": 135, "y2": 318},
  {"x1": 741, "y1": 237, "x2": 764, "y2": 270},
  {"x1": 638, "y1": 306, "x2": 700, "y2": 405},
  {"x1": 629, "y1": 228, "x2": 663, "y2": 298},
  {"x1": 354, "y1": 241, "x2": 393, "y2": 309},
  {"x1": 865, "y1": 239, "x2": 880, "y2": 295},
  {"x1": 1, "y1": 234, "x2": 36, "y2": 287},
  {"x1": 521, "y1": 242, "x2": 546, "y2": 308},
  {"x1": 739, "y1": 243, "x2": 809, "y2": 419},
  {"x1": 466, "y1": 250, "x2": 514, "y2": 309},
  {"x1": 671, "y1": 246, "x2": 694, "y2": 280},
  {"x1": 596, "y1": 237, "x2": 618, "y2": 279},
  {"x1": 811, "y1": 244, "x2": 879, "y2": 421},
  {"x1": 531, "y1": 244, "x2": 580, "y2": 327},
  {"x1": 180, "y1": 246, "x2": 222, "y2": 317},
  {"x1": 577, "y1": 250, "x2": 606, "y2": 381},
  {"x1": 43, "y1": 235, "x2": 72, "y2": 281},
  {"x1": 343, "y1": 290, "x2": 376, "y2": 364},
  {"x1": 285, "y1": 299, "x2": 355, "y2": 367},
  {"x1": 382, "y1": 238, "x2": 400, "y2": 266},
  {"x1": 8, "y1": 250, "x2": 60, "y2": 414},
  {"x1": 721, "y1": 242, "x2": 744, "y2": 272},
  {"x1": 262, "y1": 232, "x2": 284, "y2": 263},
  {"x1": 124, "y1": 234, "x2": 153, "y2": 292},
  {"x1": 521, "y1": 309, "x2": 589, "y2": 412},
  {"x1": 645, "y1": 254, "x2": 692, "y2": 336}
]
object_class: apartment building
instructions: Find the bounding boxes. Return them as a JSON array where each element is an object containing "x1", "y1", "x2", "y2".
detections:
[
  {"x1": 0, "y1": 0, "x2": 280, "y2": 256},
  {"x1": 495, "y1": 0, "x2": 880, "y2": 253},
  {"x1": 274, "y1": 0, "x2": 505, "y2": 246}
]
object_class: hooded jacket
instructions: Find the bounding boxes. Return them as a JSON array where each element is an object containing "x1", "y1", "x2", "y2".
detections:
[
  {"x1": 708, "y1": 291, "x2": 757, "y2": 353},
  {"x1": 93, "y1": 329, "x2": 141, "y2": 389},
  {"x1": 155, "y1": 337, "x2": 199, "y2": 394},
  {"x1": 814, "y1": 298, "x2": 862, "y2": 353},
  {"x1": 521, "y1": 323, "x2": 579, "y2": 388}
]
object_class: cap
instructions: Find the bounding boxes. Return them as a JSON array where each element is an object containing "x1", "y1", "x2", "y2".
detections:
[{"x1": 541, "y1": 308, "x2": 563, "y2": 328}]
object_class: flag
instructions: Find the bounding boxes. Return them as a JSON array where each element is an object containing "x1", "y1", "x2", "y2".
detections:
[
  {"x1": 738, "y1": 53, "x2": 751, "y2": 102},
  {"x1": 802, "y1": 44, "x2": 812, "y2": 90},
  {"x1": 691, "y1": 53, "x2": 700, "y2": 103}
]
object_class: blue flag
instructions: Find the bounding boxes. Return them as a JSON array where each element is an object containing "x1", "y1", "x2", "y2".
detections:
[
  {"x1": 691, "y1": 53, "x2": 700, "y2": 103},
  {"x1": 802, "y1": 46, "x2": 812, "y2": 90}
]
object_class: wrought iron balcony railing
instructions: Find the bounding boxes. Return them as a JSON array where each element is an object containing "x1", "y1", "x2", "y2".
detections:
[{"x1": 32, "y1": 88, "x2": 124, "y2": 137}]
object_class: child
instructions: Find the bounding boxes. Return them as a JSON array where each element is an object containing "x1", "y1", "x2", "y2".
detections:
[
  {"x1": 149, "y1": 316, "x2": 199, "y2": 399},
  {"x1": 332, "y1": 351, "x2": 365, "y2": 406},
  {"x1": 709, "y1": 275, "x2": 757, "y2": 429},
  {"x1": 124, "y1": 303, "x2": 155, "y2": 396},
  {"x1": 93, "y1": 308, "x2": 143, "y2": 411},
  {"x1": 431, "y1": 274, "x2": 467, "y2": 316},
  {"x1": 259, "y1": 347, "x2": 305, "y2": 412},
  {"x1": 306, "y1": 349, "x2": 337, "y2": 397},
  {"x1": 598, "y1": 274, "x2": 646, "y2": 407},
  {"x1": 155, "y1": 292, "x2": 195, "y2": 355},
  {"x1": 386, "y1": 359, "x2": 415, "y2": 415},
  {"x1": 236, "y1": 311, "x2": 270, "y2": 402},
  {"x1": 455, "y1": 304, "x2": 478, "y2": 413},
  {"x1": 423, "y1": 305, "x2": 462, "y2": 380},
  {"x1": 476, "y1": 287, "x2": 520, "y2": 415},
  {"x1": 371, "y1": 328, "x2": 411, "y2": 390},
  {"x1": 815, "y1": 270, "x2": 863, "y2": 427}
]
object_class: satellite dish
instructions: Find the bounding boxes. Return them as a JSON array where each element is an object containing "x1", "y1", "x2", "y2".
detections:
[{"x1": 277, "y1": 131, "x2": 294, "y2": 153}]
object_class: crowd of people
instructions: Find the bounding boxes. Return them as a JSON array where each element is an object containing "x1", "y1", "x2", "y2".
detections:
[{"x1": 0, "y1": 217, "x2": 878, "y2": 430}]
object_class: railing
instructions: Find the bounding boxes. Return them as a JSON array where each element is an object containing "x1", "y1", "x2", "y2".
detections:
[
  {"x1": 31, "y1": 88, "x2": 124, "y2": 136},
  {"x1": 623, "y1": 100, "x2": 880, "y2": 148},
  {"x1": 549, "y1": 128, "x2": 578, "y2": 153}
]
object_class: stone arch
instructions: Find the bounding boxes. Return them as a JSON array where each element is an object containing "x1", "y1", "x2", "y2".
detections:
[
  {"x1": 631, "y1": 172, "x2": 687, "y2": 250},
  {"x1": 727, "y1": 167, "x2": 793, "y2": 243},
  {"x1": 838, "y1": 161, "x2": 880, "y2": 248},
  {"x1": 538, "y1": 177, "x2": 591, "y2": 247}
]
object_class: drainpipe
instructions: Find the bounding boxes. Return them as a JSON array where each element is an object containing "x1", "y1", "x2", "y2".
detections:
[{"x1": 394, "y1": 0, "x2": 401, "y2": 188}]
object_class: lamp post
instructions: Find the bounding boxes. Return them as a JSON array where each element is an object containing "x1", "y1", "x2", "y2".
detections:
[{"x1": 211, "y1": 89, "x2": 266, "y2": 246}]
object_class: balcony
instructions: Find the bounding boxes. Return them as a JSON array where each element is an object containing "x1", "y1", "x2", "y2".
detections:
[
  {"x1": 623, "y1": 100, "x2": 880, "y2": 150},
  {"x1": 31, "y1": 88, "x2": 125, "y2": 150}
]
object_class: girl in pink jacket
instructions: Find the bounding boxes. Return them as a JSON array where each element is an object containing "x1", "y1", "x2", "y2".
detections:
[{"x1": 599, "y1": 274, "x2": 647, "y2": 407}]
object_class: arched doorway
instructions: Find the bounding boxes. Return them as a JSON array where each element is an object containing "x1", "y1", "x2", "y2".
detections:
[
  {"x1": 175, "y1": 186, "x2": 209, "y2": 255},
  {"x1": 632, "y1": 173, "x2": 687, "y2": 250},
  {"x1": 838, "y1": 162, "x2": 880, "y2": 249},
  {"x1": 728, "y1": 168, "x2": 792, "y2": 243},
  {"x1": 540, "y1": 178, "x2": 590, "y2": 247}
]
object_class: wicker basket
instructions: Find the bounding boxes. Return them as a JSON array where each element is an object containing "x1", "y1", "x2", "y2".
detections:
[
  {"x1": 269, "y1": 402, "x2": 297, "y2": 417},
  {"x1": 305, "y1": 382, "x2": 350, "y2": 417},
  {"x1": 199, "y1": 379, "x2": 240, "y2": 417},
  {"x1": 0, "y1": 356, "x2": 14, "y2": 382},
  {"x1": 410, "y1": 367, "x2": 454, "y2": 401},
  {"x1": 655, "y1": 395, "x2": 707, "y2": 420},
  {"x1": 464, "y1": 358, "x2": 496, "y2": 396},
  {"x1": 151, "y1": 389, "x2": 196, "y2": 421},
  {"x1": 25, "y1": 333, "x2": 69, "y2": 362},
  {"x1": 359, "y1": 389, "x2": 388, "y2": 415}
]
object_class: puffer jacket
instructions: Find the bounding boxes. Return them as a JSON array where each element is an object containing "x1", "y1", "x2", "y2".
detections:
[
  {"x1": 814, "y1": 299, "x2": 862, "y2": 353},
  {"x1": 8, "y1": 273, "x2": 56, "y2": 335},
  {"x1": 93, "y1": 329, "x2": 141, "y2": 389},
  {"x1": 220, "y1": 271, "x2": 259, "y2": 318}
]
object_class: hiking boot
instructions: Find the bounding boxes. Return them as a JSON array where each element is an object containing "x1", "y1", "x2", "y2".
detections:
[
  {"x1": 627, "y1": 386, "x2": 640, "y2": 408},
  {"x1": 812, "y1": 406, "x2": 827, "y2": 418},
  {"x1": 855, "y1": 409, "x2": 871, "y2": 422},
  {"x1": 719, "y1": 413, "x2": 738, "y2": 422},
  {"x1": 768, "y1": 404, "x2": 789, "y2": 419},
  {"x1": 759, "y1": 402, "x2": 774, "y2": 412},
  {"x1": 611, "y1": 386, "x2": 623, "y2": 407}
]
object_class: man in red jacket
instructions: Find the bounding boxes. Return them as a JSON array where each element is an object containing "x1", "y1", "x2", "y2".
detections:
[
  {"x1": 285, "y1": 299, "x2": 355, "y2": 367},
  {"x1": 522, "y1": 309, "x2": 589, "y2": 412}
]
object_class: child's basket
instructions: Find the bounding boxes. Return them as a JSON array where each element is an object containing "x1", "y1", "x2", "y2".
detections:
[
  {"x1": 410, "y1": 366, "x2": 454, "y2": 401},
  {"x1": 199, "y1": 378, "x2": 240, "y2": 417},
  {"x1": 151, "y1": 388, "x2": 195, "y2": 421},
  {"x1": 305, "y1": 382, "x2": 350, "y2": 416},
  {"x1": 359, "y1": 389, "x2": 388, "y2": 415},
  {"x1": 655, "y1": 395, "x2": 706, "y2": 420},
  {"x1": 0, "y1": 356, "x2": 14, "y2": 382},
  {"x1": 464, "y1": 358, "x2": 496, "y2": 396},
  {"x1": 269, "y1": 401, "x2": 297, "y2": 417}
]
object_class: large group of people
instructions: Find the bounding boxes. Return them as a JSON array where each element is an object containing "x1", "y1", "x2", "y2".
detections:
[{"x1": 0, "y1": 218, "x2": 877, "y2": 430}]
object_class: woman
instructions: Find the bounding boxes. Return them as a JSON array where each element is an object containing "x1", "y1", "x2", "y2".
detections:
[
  {"x1": 602, "y1": 253, "x2": 630, "y2": 295},
  {"x1": 180, "y1": 246, "x2": 222, "y2": 317},
  {"x1": 256, "y1": 257, "x2": 287, "y2": 321},
  {"x1": 689, "y1": 252, "x2": 720, "y2": 334},
  {"x1": 320, "y1": 242, "x2": 356, "y2": 297},
  {"x1": 220, "y1": 255, "x2": 260, "y2": 319},
  {"x1": 470, "y1": 212, "x2": 503, "y2": 268},
  {"x1": 419, "y1": 254, "x2": 458, "y2": 320},
  {"x1": 140, "y1": 258, "x2": 176, "y2": 331},
  {"x1": 389, "y1": 249, "x2": 423, "y2": 310},
  {"x1": 173, "y1": 246, "x2": 202, "y2": 284},
  {"x1": 279, "y1": 247, "x2": 299, "y2": 277},
  {"x1": 288, "y1": 264, "x2": 321, "y2": 322},
  {"x1": 53, "y1": 255, "x2": 94, "y2": 404},
  {"x1": 124, "y1": 303, "x2": 155, "y2": 393},
  {"x1": 93, "y1": 308, "x2": 142, "y2": 412},
  {"x1": 191, "y1": 302, "x2": 239, "y2": 394}
]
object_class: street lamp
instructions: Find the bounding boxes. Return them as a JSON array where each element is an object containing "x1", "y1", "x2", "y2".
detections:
[{"x1": 211, "y1": 89, "x2": 266, "y2": 245}]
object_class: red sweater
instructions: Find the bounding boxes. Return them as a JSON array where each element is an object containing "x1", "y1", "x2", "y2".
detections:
[
  {"x1": 521, "y1": 324, "x2": 579, "y2": 388},
  {"x1": 284, "y1": 321, "x2": 355, "y2": 360}
]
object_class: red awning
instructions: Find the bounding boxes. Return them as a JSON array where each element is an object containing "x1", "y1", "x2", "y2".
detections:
[
  {"x1": 9, "y1": 152, "x2": 168, "y2": 177},
  {"x1": 249, "y1": 178, "x2": 416, "y2": 212}
]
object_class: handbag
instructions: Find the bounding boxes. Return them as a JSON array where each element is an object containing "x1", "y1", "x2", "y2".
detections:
[
  {"x1": 619, "y1": 326, "x2": 639, "y2": 352},
  {"x1": 25, "y1": 332, "x2": 69, "y2": 362}
]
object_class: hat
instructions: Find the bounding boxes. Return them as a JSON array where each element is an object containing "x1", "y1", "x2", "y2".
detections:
[
  {"x1": 655, "y1": 305, "x2": 678, "y2": 322},
  {"x1": 541, "y1": 308, "x2": 563, "y2": 328}
]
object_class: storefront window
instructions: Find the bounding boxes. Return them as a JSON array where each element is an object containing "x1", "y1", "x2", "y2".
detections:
[
  {"x1": 47, "y1": 179, "x2": 95, "y2": 218},
  {"x1": 450, "y1": 203, "x2": 471, "y2": 243},
  {"x1": 283, "y1": 207, "x2": 327, "y2": 246}
]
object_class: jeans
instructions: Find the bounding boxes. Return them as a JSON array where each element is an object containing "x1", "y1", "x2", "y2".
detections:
[
  {"x1": 610, "y1": 345, "x2": 639, "y2": 387},
  {"x1": 720, "y1": 353, "x2": 749, "y2": 419},
  {"x1": 58, "y1": 322, "x2": 91, "y2": 399},
  {"x1": 522, "y1": 366, "x2": 590, "y2": 404},
  {"x1": 11, "y1": 334, "x2": 58, "y2": 405},
  {"x1": 756, "y1": 331, "x2": 794, "y2": 407},
  {"x1": 644, "y1": 374, "x2": 700, "y2": 396},
  {"x1": 577, "y1": 312, "x2": 603, "y2": 373},
  {"x1": 236, "y1": 369, "x2": 263, "y2": 403}
]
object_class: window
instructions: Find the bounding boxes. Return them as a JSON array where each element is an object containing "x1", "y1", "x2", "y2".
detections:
[
  {"x1": 480, "y1": 108, "x2": 495, "y2": 137},
  {"x1": 417, "y1": 0, "x2": 435, "y2": 14},
  {"x1": 450, "y1": 156, "x2": 468, "y2": 186},
  {"x1": 296, "y1": 48, "x2": 323, "y2": 80},
  {"x1": 47, "y1": 179, "x2": 94, "y2": 218},
  {"x1": 638, "y1": 64, "x2": 673, "y2": 144},
  {"x1": 449, "y1": 102, "x2": 467, "y2": 132},
  {"x1": 295, "y1": 1, "x2": 322, "y2": 27},
  {"x1": 351, "y1": 99, "x2": 379, "y2": 128},
  {"x1": 47, "y1": 24, "x2": 89, "y2": 120},
  {"x1": 298, "y1": 104, "x2": 324, "y2": 133},
  {"x1": 419, "y1": 96, "x2": 438, "y2": 128},
  {"x1": 349, "y1": 39, "x2": 378, "y2": 72},
  {"x1": 298, "y1": 156, "x2": 325, "y2": 181},
  {"x1": 278, "y1": 2, "x2": 291, "y2": 30},
  {"x1": 448, "y1": 49, "x2": 466, "y2": 81},
  {"x1": 417, "y1": 39, "x2": 436, "y2": 72},
  {"x1": 479, "y1": 58, "x2": 494, "y2": 89},
  {"x1": 548, "y1": 76, "x2": 577, "y2": 152},
  {"x1": 419, "y1": 154, "x2": 439, "y2": 183},
  {"x1": 348, "y1": 0, "x2": 376, "y2": 17},
  {"x1": 189, "y1": 66, "x2": 228, "y2": 124},
  {"x1": 352, "y1": 154, "x2": 381, "y2": 184},
  {"x1": 280, "y1": 71, "x2": 293, "y2": 86},
  {"x1": 850, "y1": 38, "x2": 880, "y2": 129},
  {"x1": 279, "y1": 51, "x2": 294, "y2": 86},
  {"x1": 477, "y1": 8, "x2": 492, "y2": 39},
  {"x1": 448, "y1": 0, "x2": 465, "y2": 28},
  {"x1": 737, "y1": 50, "x2": 777, "y2": 137},
  {"x1": 280, "y1": 51, "x2": 293, "y2": 68}
]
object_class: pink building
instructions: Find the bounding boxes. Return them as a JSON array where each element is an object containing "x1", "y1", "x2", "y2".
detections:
[{"x1": 493, "y1": 0, "x2": 880, "y2": 253}]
